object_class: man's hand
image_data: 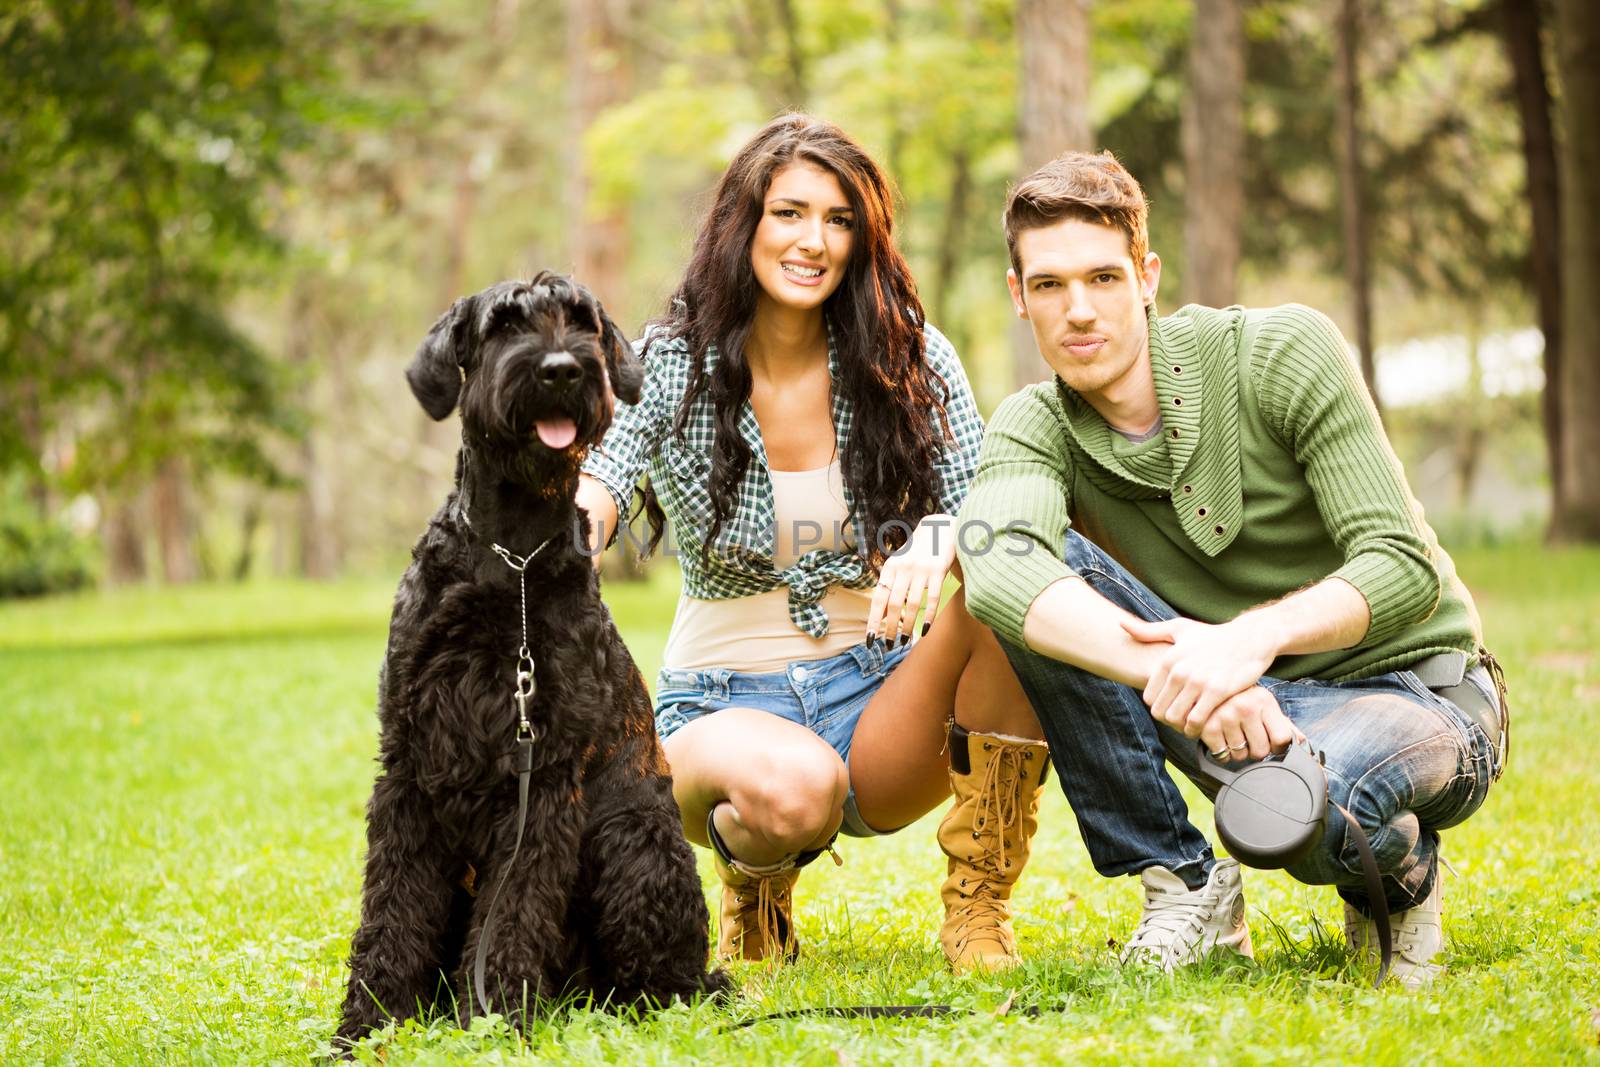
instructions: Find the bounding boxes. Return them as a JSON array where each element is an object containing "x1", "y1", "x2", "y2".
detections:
[
  {"x1": 1193, "y1": 685, "x2": 1304, "y2": 762},
  {"x1": 1123, "y1": 615, "x2": 1279, "y2": 735}
]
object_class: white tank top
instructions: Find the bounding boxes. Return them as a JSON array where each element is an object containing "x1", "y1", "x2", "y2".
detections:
[{"x1": 661, "y1": 459, "x2": 872, "y2": 673}]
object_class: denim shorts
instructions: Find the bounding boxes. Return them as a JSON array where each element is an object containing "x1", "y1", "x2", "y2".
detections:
[{"x1": 653, "y1": 639, "x2": 913, "y2": 838}]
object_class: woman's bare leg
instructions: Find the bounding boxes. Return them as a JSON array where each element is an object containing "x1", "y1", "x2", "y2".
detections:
[
  {"x1": 848, "y1": 585, "x2": 1042, "y2": 832},
  {"x1": 662, "y1": 708, "x2": 847, "y2": 865}
]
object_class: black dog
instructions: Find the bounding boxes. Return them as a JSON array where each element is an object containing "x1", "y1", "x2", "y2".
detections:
[{"x1": 336, "y1": 275, "x2": 728, "y2": 1048}]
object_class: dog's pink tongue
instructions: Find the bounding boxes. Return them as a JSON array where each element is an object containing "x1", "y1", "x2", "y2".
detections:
[{"x1": 534, "y1": 417, "x2": 578, "y2": 450}]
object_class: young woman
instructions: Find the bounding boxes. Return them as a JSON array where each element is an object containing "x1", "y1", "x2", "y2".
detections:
[{"x1": 576, "y1": 113, "x2": 1046, "y2": 973}]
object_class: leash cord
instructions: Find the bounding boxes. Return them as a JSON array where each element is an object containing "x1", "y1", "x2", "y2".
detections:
[
  {"x1": 473, "y1": 739, "x2": 534, "y2": 1013},
  {"x1": 728, "y1": 1005, "x2": 969, "y2": 1029},
  {"x1": 1335, "y1": 803, "x2": 1393, "y2": 987},
  {"x1": 732, "y1": 808, "x2": 1393, "y2": 1028},
  {"x1": 471, "y1": 537, "x2": 554, "y2": 1015}
]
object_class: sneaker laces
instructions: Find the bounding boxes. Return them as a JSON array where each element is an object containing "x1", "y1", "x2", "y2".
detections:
[
  {"x1": 1125, "y1": 886, "x2": 1213, "y2": 952},
  {"x1": 1388, "y1": 907, "x2": 1439, "y2": 964}
]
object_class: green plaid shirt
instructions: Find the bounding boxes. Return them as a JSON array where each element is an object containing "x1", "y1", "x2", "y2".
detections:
[{"x1": 582, "y1": 322, "x2": 984, "y2": 637}]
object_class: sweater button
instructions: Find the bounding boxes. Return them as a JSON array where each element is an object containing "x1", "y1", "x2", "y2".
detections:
[
  {"x1": 1181, "y1": 484, "x2": 1193, "y2": 494},
  {"x1": 1172, "y1": 365, "x2": 1183, "y2": 375},
  {"x1": 1168, "y1": 428, "x2": 1180, "y2": 440},
  {"x1": 1172, "y1": 396, "x2": 1183, "y2": 406},
  {"x1": 1214, "y1": 524, "x2": 1226, "y2": 536},
  {"x1": 1197, "y1": 506, "x2": 1208, "y2": 518}
]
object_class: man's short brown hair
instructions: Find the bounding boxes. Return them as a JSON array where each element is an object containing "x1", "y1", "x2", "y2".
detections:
[{"x1": 1003, "y1": 151, "x2": 1149, "y2": 277}]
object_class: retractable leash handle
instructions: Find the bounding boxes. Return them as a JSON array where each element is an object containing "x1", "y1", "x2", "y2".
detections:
[{"x1": 1195, "y1": 740, "x2": 1392, "y2": 987}]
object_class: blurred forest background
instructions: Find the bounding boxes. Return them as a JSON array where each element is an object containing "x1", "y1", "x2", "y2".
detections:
[{"x1": 3, "y1": 0, "x2": 1598, "y2": 598}]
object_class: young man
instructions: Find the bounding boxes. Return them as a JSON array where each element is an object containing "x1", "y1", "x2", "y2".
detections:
[{"x1": 955, "y1": 152, "x2": 1508, "y2": 988}]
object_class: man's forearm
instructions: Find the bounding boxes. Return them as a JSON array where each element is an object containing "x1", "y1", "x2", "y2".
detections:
[
  {"x1": 1231, "y1": 576, "x2": 1370, "y2": 658},
  {"x1": 1020, "y1": 576, "x2": 1169, "y2": 688},
  {"x1": 1019, "y1": 573, "x2": 1371, "y2": 692}
]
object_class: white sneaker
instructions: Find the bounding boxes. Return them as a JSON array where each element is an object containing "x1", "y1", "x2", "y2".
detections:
[
  {"x1": 1344, "y1": 869, "x2": 1444, "y2": 990},
  {"x1": 1120, "y1": 858, "x2": 1254, "y2": 970}
]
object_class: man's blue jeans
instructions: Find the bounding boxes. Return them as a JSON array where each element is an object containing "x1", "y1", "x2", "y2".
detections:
[{"x1": 999, "y1": 532, "x2": 1501, "y2": 913}]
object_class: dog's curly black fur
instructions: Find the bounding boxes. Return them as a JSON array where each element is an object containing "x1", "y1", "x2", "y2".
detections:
[{"x1": 336, "y1": 275, "x2": 730, "y2": 1048}]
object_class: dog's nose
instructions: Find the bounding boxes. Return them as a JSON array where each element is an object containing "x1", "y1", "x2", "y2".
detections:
[{"x1": 536, "y1": 351, "x2": 583, "y2": 392}]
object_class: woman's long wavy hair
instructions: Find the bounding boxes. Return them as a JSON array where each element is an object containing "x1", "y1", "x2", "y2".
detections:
[{"x1": 639, "y1": 112, "x2": 951, "y2": 568}]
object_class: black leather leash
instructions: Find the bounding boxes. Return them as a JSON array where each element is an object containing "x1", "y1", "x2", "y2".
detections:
[
  {"x1": 729, "y1": 810, "x2": 1392, "y2": 1031},
  {"x1": 1334, "y1": 803, "x2": 1392, "y2": 986},
  {"x1": 472, "y1": 538, "x2": 552, "y2": 1016},
  {"x1": 729, "y1": 1005, "x2": 968, "y2": 1028},
  {"x1": 473, "y1": 736, "x2": 535, "y2": 1013}
]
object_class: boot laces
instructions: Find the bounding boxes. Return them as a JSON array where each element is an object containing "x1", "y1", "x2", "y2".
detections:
[
  {"x1": 732, "y1": 870, "x2": 792, "y2": 955},
  {"x1": 951, "y1": 894, "x2": 1011, "y2": 942},
  {"x1": 970, "y1": 744, "x2": 1026, "y2": 875}
]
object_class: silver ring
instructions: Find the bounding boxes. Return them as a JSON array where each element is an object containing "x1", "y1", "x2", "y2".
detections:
[
  {"x1": 1227, "y1": 742, "x2": 1249, "y2": 752},
  {"x1": 1208, "y1": 746, "x2": 1229, "y2": 758}
]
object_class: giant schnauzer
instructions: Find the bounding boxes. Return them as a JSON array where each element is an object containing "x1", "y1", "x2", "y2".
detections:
[{"x1": 336, "y1": 275, "x2": 729, "y2": 1047}]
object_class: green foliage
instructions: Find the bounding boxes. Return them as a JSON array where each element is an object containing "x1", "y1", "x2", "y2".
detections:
[
  {"x1": 1, "y1": 545, "x2": 1597, "y2": 1062},
  {"x1": 0, "y1": 477, "x2": 94, "y2": 599},
  {"x1": 0, "y1": 0, "x2": 1557, "y2": 582},
  {"x1": 0, "y1": 0, "x2": 408, "y2": 496}
]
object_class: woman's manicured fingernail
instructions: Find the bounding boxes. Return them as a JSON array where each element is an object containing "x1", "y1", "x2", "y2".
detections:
[
  {"x1": 920, "y1": 621, "x2": 931, "y2": 637},
  {"x1": 866, "y1": 632, "x2": 878, "y2": 650}
]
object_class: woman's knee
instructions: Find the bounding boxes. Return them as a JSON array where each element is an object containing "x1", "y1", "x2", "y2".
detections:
[{"x1": 729, "y1": 746, "x2": 847, "y2": 852}]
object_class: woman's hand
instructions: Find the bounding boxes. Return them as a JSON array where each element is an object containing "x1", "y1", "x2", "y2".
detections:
[{"x1": 866, "y1": 514, "x2": 956, "y2": 646}]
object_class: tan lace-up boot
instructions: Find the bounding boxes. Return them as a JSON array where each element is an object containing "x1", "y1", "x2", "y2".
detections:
[
  {"x1": 938, "y1": 727, "x2": 1050, "y2": 974},
  {"x1": 712, "y1": 852, "x2": 802, "y2": 963}
]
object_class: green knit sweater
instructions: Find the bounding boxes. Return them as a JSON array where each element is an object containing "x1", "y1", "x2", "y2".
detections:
[{"x1": 956, "y1": 303, "x2": 1482, "y2": 683}]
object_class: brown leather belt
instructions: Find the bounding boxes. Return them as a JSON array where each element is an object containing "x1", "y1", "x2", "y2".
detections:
[{"x1": 1408, "y1": 648, "x2": 1510, "y2": 779}]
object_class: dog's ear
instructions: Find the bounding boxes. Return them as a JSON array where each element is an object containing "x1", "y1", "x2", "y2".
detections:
[
  {"x1": 600, "y1": 313, "x2": 644, "y2": 406},
  {"x1": 406, "y1": 296, "x2": 476, "y2": 421},
  {"x1": 570, "y1": 286, "x2": 643, "y2": 406}
]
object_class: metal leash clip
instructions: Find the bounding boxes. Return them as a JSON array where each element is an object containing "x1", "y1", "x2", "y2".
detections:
[{"x1": 514, "y1": 645, "x2": 537, "y2": 741}]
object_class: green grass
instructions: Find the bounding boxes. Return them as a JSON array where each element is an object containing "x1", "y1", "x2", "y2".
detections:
[{"x1": 2, "y1": 545, "x2": 1598, "y2": 1064}]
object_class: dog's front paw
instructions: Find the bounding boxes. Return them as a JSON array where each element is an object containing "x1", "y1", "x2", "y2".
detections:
[
  {"x1": 699, "y1": 967, "x2": 737, "y2": 1002},
  {"x1": 327, "y1": 1025, "x2": 365, "y2": 1062},
  {"x1": 458, "y1": 975, "x2": 545, "y2": 1031}
]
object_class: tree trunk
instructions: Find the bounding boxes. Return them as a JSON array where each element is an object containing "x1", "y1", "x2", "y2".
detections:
[
  {"x1": 569, "y1": 0, "x2": 647, "y2": 578},
  {"x1": 1335, "y1": 0, "x2": 1379, "y2": 415},
  {"x1": 772, "y1": 0, "x2": 807, "y2": 107},
  {"x1": 1013, "y1": 0, "x2": 1092, "y2": 388},
  {"x1": 104, "y1": 494, "x2": 147, "y2": 585},
  {"x1": 1552, "y1": 0, "x2": 1600, "y2": 539},
  {"x1": 1017, "y1": 0, "x2": 1091, "y2": 170},
  {"x1": 1182, "y1": 0, "x2": 1245, "y2": 309},
  {"x1": 414, "y1": 4, "x2": 518, "y2": 505},
  {"x1": 151, "y1": 455, "x2": 200, "y2": 583},
  {"x1": 16, "y1": 378, "x2": 50, "y2": 516},
  {"x1": 932, "y1": 148, "x2": 972, "y2": 331},
  {"x1": 567, "y1": 0, "x2": 633, "y2": 316},
  {"x1": 290, "y1": 281, "x2": 338, "y2": 579},
  {"x1": 1455, "y1": 312, "x2": 1486, "y2": 514},
  {"x1": 884, "y1": 0, "x2": 905, "y2": 182},
  {"x1": 1501, "y1": 0, "x2": 1563, "y2": 528},
  {"x1": 233, "y1": 497, "x2": 262, "y2": 582}
]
